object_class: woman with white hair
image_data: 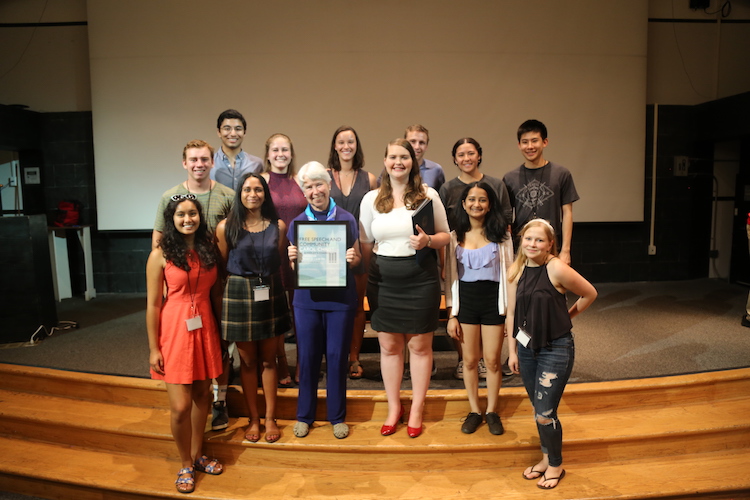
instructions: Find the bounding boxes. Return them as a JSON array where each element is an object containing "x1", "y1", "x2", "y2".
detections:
[{"x1": 287, "y1": 161, "x2": 362, "y2": 439}]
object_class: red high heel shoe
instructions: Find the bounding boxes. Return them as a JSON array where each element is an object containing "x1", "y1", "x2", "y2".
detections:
[
  {"x1": 407, "y1": 423, "x2": 423, "y2": 438},
  {"x1": 380, "y1": 405, "x2": 405, "y2": 436}
]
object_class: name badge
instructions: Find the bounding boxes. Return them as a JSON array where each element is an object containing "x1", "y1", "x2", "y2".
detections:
[
  {"x1": 516, "y1": 328, "x2": 531, "y2": 348},
  {"x1": 186, "y1": 315, "x2": 203, "y2": 332},
  {"x1": 253, "y1": 285, "x2": 270, "y2": 302}
]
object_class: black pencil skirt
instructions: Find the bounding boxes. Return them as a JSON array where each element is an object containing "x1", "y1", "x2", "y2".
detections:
[{"x1": 367, "y1": 251, "x2": 440, "y2": 334}]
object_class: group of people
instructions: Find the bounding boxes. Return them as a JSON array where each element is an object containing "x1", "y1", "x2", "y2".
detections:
[{"x1": 146, "y1": 109, "x2": 597, "y2": 493}]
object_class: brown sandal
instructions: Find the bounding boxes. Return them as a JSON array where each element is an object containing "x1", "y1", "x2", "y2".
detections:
[
  {"x1": 349, "y1": 360, "x2": 364, "y2": 379},
  {"x1": 245, "y1": 417, "x2": 261, "y2": 442},
  {"x1": 265, "y1": 418, "x2": 280, "y2": 443}
]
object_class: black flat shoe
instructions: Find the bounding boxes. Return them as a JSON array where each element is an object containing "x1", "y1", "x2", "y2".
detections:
[
  {"x1": 461, "y1": 412, "x2": 483, "y2": 434},
  {"x1": 485, "y1": 412, "x2": 504, "y2": 435}
]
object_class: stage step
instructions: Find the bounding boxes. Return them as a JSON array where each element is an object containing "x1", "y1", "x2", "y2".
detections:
[
  {"x1": 1, "y1": 436, "x2": 749, "y2": 500},
  {"x1": 0, "y1": 363, "x2": 749, "y2": 499}
]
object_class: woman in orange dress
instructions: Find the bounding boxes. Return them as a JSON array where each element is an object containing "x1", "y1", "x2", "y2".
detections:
[{"x1": 146, "y1": 194, "x2": 224, "y2": 494}]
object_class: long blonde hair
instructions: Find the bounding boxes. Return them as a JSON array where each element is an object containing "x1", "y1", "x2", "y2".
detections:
[
  {"x1": 508, "y1": 219, "x2": 557, "y2": 282},
  {"x1": 374, "y1": 139, "x2": 426, "y2": 213}
]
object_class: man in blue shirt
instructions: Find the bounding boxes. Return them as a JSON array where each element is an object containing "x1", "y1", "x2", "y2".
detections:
[
  {"x1": 405, "y1": 124, "x2": 445, "y2": 191},
  {"x1": 211, "y1": 109, "x2": 263, "y2": 191}
]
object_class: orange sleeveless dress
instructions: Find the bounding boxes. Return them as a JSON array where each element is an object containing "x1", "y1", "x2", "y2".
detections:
[{"x1": 151, "y1": 252, "x2": 223, "y2": 384}]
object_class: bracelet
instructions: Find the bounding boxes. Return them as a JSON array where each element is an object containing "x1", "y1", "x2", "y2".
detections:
[{"x1": 426, "y1": 235, "x2": 432, "y2": 248}]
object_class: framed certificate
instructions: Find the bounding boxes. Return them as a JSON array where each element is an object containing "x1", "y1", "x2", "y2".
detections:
[{"x1": 294, "y1": 221, "x2": 349, "y2": 288}]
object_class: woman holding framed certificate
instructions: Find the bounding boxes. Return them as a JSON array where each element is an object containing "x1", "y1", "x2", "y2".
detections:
[
  {"x1": 215, "y1": 173, "x2": 291, "y2": 444},
  {"x1": 286, "y1": 161, "x2": 361, "y2": 439},
  {"x1": 359, "y1": 139, "x2": 450, "y2": 438}
]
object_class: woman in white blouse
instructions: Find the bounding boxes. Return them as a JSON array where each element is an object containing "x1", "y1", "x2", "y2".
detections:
[{"x1": 359, "y1": 138, "x2": 450, "y2": 438}]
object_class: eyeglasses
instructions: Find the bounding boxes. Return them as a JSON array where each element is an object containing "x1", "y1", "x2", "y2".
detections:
[
  {"x1": 171, "y1": 194, "x2": 197, "y2": 202},
  {"x1": 221, "y1": 126, "x2": 245, "y2": 133}
]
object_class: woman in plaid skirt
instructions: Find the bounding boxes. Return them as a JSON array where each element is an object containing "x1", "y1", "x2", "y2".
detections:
[{"x1": 216, "y1": 173, "x2": 291, "y2": 443}]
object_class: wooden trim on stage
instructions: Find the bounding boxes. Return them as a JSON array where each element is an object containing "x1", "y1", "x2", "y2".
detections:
[{"x1": 1, "y1": 363, "x2": 749, "y2": 499}]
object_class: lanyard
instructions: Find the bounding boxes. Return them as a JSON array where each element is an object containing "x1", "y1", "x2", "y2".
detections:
[
  {"x1": 305, "y1": 198, "x2": 337, "y2": 221},
  {"x1": 185, "y1": 252, "x2": 201, "y2": 317},
  {"x1": 247, "y1": 224, "x2": 267, "y2": 282}
]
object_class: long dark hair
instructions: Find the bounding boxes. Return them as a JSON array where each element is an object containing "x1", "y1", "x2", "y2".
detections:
[
  {"x1": 328, "y1": 126, "x2": 365, "y2": 171},
  {"x1": 160, "y1": 197, "x2": 218, "y2": 271},
  {"x1": 375, "y1": 139, "x2": 426, "y2": 213},
  {"x1": 453, "y1": 181, "x2": 508, "y2": 244},
  {"x1": 224, "y1": 172, "x2": 280, "y2": 250}
]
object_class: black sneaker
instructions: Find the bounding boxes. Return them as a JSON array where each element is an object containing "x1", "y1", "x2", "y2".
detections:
[
  {"x1": 742, "y1": 315, "x2": 750, "y2": 328},
  {"x1": 461, "y1": 412, "x2": 483, "y2": 434},
  {"x1": 211, "y1": 401, "x2": 229, "y2": 431},
  {"x1": 485, "y1": 412, "x2": 504, "y2": 435}
]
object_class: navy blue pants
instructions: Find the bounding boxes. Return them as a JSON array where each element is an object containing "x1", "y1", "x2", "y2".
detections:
[
  {"x1": 518, "y1": 334, "x2": 575, "y2": 467},
  {"x1": 294, "y1": 307, "x2": 355, "y2": 425}
]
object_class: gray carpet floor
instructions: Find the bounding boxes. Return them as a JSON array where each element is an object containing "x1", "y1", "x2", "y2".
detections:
[{"x1": 1, "y1": 278, "x2": 749, "y2": 388}]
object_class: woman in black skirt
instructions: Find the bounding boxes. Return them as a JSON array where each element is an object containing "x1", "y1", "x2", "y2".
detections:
[
  {"x1": 359, "y1": 139, "x2": 450, "y2": 438},
  {"x1": 215, "y1": 173, "x2": 291, "y2": 444}
]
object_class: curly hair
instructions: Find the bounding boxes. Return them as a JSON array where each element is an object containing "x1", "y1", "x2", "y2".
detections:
[
  {"x1": 160, "y1": 197, "x2": 218, "y2": 271},
  {"x1": 224, "y1": 173, "x2": 280, "y2": 250},
  {"x1": 452, "y1": 181, "x2": 509, "y2": 244},
  {"x1": 375, "y1": 139, "x2": 426, "y2": 213}
]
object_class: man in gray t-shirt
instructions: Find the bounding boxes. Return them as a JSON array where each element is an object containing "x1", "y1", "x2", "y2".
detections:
[{"x1": 503, "y1": 120, "x2": 579, "y2": 265}]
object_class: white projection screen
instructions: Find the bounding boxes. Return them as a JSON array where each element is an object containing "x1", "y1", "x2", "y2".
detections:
[{"x1": 88, "y1": 0, "x2": 647, "y2": 231}]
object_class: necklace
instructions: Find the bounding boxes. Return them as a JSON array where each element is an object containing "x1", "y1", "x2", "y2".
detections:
[
  {"x1": 336, "y1": 169, "x2": 357, "y2": 197},
  {"x1": 244, "y1": 217, "x2": 266, "y2": 231}
]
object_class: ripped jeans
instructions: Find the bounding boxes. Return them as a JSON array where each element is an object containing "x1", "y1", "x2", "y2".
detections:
[{"x1": 518, "y1": 334, "x2": 575, "y2": 467}]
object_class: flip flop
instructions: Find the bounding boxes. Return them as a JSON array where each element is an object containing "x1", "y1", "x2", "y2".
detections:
[
  {"x1": 278, "y1": 378, "x2": 294, "y2": 389},
  {"x1": 537, "y1": 469, "x2": 566, "y2": 490},
  {"x1": 522, "y1": 466, "x2": 545, "y2": 480}
]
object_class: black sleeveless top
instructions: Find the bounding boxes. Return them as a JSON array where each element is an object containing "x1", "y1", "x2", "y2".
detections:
[
  {"x1": 329, "y1": 169, "x2": 371, "y2": 222},
  {"x1": 513, "y1": 261, "x2": 572, "y2": 350},
  {"x1": 226, "y1": 223, "x2": 281, "y2": 278}
]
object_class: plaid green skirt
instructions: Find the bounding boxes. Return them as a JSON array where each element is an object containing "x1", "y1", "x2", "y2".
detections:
[{"x1": 222, "y1": 274, "x2": 291, "y2": 342}]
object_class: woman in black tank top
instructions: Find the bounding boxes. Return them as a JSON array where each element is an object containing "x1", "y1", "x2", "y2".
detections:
[
  {"x1": 505, "y1": 219, "x2": 597, "y2": 490},
  {"x1": 327, "y1": 126, "x2": 378, "y2": 380}
]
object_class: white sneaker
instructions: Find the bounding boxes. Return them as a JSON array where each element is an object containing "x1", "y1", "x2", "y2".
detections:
[
  {"x1": 453, "y1": 360, "x2": 464, "y2": 380},
  {"x1": 478, "y1": 359, "x2": 487, "y2": 379}
]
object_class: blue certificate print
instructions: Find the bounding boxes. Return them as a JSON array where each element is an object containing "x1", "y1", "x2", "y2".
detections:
[{"x1": 295, "y1": 221, "x2": 348, "y2": 288}]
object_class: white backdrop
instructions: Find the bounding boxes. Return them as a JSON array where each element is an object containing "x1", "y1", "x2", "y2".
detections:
[{"x1": 88, "y1": 0, "x2": 648, "y2": 230}]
